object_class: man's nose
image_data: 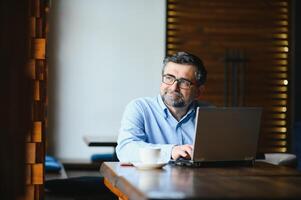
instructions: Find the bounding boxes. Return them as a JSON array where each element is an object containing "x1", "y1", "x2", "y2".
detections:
[{"x1": 170, "y1": 80, "x2": 180, "y2": 90}]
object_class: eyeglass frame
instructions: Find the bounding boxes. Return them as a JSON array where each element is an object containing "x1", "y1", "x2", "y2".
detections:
[{"x1": 161, "y1": 74, "x2": 196, "y2": 89}]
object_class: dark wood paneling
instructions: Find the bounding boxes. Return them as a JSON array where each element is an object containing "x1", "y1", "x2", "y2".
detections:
[
  {"x1": 0, "y1": 1, "x2": 30, "y2": 199},
  {"x1": 166, "y1": 0, "x2": 291, "y2": 153},
  {"x1": 23, "y1": 0, "x2": 49, "y2": 199}
]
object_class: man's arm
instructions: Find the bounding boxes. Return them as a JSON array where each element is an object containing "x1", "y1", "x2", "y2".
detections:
[{"x1": 116, "y1": 100, "x2": 174, "y2": 163}]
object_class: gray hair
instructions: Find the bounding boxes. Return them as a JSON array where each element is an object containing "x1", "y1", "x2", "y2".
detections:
[{"x1": 162, "y1": 52, "x2": 207, "y2": 86}]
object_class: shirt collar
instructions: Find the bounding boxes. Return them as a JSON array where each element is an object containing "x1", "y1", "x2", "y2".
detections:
[
  {"x1": 187, "y1": 101, "x2": 196, "y2": 113},
  {"x1": 157, "y1": 94, "x2": 169, "y2": 118}
]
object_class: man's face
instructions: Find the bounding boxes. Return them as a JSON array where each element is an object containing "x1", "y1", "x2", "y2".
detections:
[{"x1": 160, "y1": 62, "x2": 202, "y2": 108}]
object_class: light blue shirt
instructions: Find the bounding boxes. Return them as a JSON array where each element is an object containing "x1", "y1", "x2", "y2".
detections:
[{"x1": 116, "y1": 95, "x2": 201, "y2": 162}]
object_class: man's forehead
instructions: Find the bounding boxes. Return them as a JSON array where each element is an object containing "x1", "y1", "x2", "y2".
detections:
[{"x1": 164, "y1": 62, "x2": 197, "y2": 75}]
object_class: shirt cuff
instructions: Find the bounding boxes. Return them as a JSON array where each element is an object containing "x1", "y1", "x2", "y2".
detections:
[{"x1": 159, "y1": 144, "x2": 175, "y2": 162}]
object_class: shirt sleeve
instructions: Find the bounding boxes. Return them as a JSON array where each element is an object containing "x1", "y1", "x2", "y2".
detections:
[{"x1": 116, "y1": 99, "x2": 174, "y2": 163}]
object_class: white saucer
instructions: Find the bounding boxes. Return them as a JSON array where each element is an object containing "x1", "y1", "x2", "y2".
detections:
[{"x1": 132, "y1": 162, "x2": 168, "y2": 170}]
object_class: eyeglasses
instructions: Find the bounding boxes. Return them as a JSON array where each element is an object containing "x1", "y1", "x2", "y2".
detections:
[{"x1": 162, "y1": 74, "x2": 195, "y2": 89}]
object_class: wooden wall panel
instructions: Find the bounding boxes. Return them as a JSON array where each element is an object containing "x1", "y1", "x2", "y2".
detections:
[
  {"x1": 0, "y1": 1, "x2": 30, "y2": 199},
  {"x1": 26, "y1": 143, "x2": 36, "y2": 164},
  {"x1": 32, "y1": 164, "x2": 44, "y2": 185},
  {"x1": 32, "y1": 39, "x2": 46, "y2": 59},
  {"x1": 22, "y1": 186, "x2": 35, "y2": 200},
  {"x1": 166, "y1": 0, "x2": 291, "y2": 153},
  {"x1": 25, "y1": 165, "x2": 32, "y2": 185},
  {"x1": 22, "y1": 0, "x2": 49, "y2": 199},
  {"x1": 32, "y1": 121, "x2": 42, "y2": 142}
]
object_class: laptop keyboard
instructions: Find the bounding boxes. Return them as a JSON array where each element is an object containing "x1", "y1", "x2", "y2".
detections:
[{"x1": 169, "y1": 159, "x2": 255, "y2": 167}]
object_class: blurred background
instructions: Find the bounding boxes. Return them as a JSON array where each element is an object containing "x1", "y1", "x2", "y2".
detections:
[{"x1": 1, "y1": 0, "x2": 300, "y2": 199}]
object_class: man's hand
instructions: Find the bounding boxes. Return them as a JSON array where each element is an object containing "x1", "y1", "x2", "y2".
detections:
[{"x1": 171, "y1": 144, "x2": 193, "y2": 160}]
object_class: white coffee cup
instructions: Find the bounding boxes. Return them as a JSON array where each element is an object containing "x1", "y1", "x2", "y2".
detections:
[{"x1": 139, "y1": 147, "x2": 161, "y2": 164}]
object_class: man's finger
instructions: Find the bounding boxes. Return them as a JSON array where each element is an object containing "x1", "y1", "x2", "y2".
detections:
[{"x1": 181, "y1": 146, "x2": 193, "y2": 157}]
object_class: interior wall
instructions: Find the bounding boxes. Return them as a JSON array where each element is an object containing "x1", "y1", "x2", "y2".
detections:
[{"x1": 47, "y1": 0, "x2": 166, "y2": 160}]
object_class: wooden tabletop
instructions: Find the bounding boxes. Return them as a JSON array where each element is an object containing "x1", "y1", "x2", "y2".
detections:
[{"x1": 100, "y1": 161, "x2": 301, "y2": 200}]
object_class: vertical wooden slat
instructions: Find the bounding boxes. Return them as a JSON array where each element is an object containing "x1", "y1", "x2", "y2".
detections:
[
  {"x1": 32, "y1": 121, "x2": 42, "y2": 142},
  {"x1": 32, "y1": 164, "x2": 43, "y2": 185},
  {"x1": 28, "y1": 59, "x2": 36, "y2": 79},
  {"x1": 29, "y1": 17, "x2": 36, "y2": 38},
  {"x1": 36, "y1": 60, "x2": 45, "y2": 80},
  {"x1": 34, "y1": 80, "x2": 40, "y2": 101},
  {"x1": 32, "y1": 39, "x2": 46, "y2": 59},
  {"x1": 25, "y1": 165, "x2": 32, "y2": 185},
  {"x1": 22, "y1": 185, "x2": 35, "y2": 200},
  {"x1": 26, "y1": 143, "x2": 36, "y2": 164}
]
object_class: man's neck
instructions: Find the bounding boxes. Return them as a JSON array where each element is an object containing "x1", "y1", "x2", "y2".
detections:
[{"x1": 167, "y1": 105, "x2": 189, "y2": 121}]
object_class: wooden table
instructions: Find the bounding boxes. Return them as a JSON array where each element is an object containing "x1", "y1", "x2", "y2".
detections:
[{"x1": 100, "y1": 161, "x2": 301, "y2": 200}]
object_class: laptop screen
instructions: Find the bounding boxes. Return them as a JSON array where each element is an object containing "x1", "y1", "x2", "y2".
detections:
[{"x1": 192, "y1": 107, "x2": 262, "y2": 162}]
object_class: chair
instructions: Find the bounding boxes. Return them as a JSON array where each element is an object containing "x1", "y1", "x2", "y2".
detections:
[
  {"x1": 45, "y1": 155, "x2": 117, "y2": 199},
  {"x1": 45, "y1": 155, "x2": 62, "y2": 172},
  {"x1": 91, "y1": 153, "x2": 116, "y2": 163}
]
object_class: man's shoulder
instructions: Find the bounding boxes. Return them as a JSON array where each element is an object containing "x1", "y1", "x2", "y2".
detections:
[{"x1": 128, "y1": 96, "x2": 158, "y2": 108}]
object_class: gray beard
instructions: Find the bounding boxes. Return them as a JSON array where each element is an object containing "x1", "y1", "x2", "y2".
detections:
[{"x1": 161, "y1": 92, "x2": 185, "y2": 108}]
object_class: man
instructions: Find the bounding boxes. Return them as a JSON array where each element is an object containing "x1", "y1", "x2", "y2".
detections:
[{"x1": 116, "y1": 52, "x2": 207, "y2": 162}]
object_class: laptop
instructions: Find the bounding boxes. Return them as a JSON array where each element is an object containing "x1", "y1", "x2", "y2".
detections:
[{"x1": 172, "y1": 107, "x2": 262, "y2": 167}]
